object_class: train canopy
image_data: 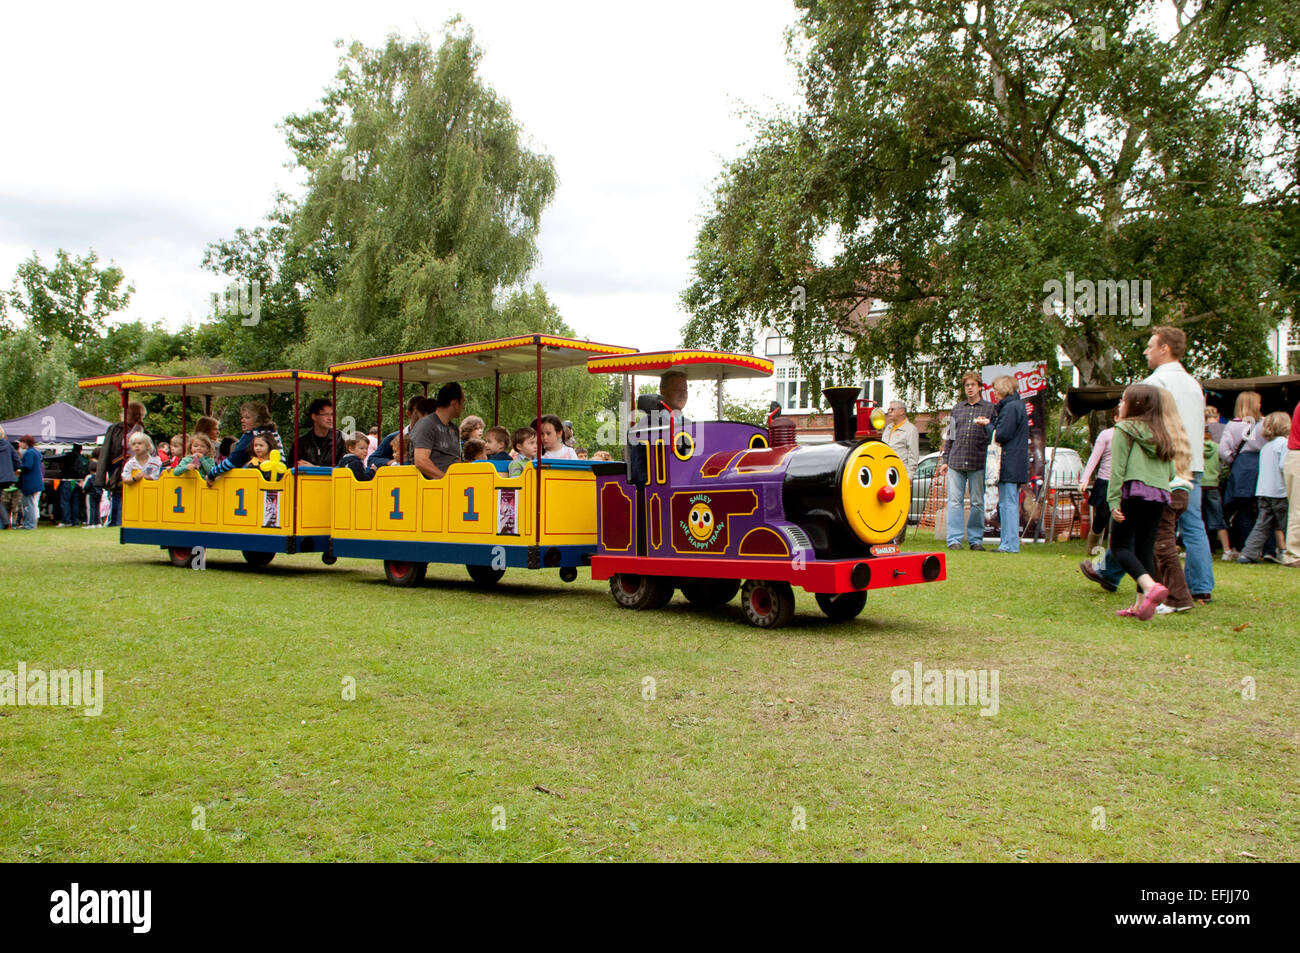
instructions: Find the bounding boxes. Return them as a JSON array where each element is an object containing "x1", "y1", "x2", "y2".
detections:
[
  {"x1": 327, "y1": 334, "x2": 637, "y2": 383},
  {"x1": 122, "y1": 370, "x2": 383, "y2": 397},
  {"x1": 586, "y1": 349, "x2": 774, "y2": 380}
]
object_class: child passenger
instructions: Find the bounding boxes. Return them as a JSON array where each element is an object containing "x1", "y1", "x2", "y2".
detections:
[
  {"x1": 536, "y1": 415, "x2": 576, "y2": 460},
  {"x1": 1106, "y1": 384, "x2": 1175, "y2": 620},
  {"x1": 1237, "y1": 412, "x2": 1292, "y2": 564},
  {"x1": 507, "y1": 427, "x2": 538, "y2": 477},
  {"x1": 172, "y1": 433, "x2": 217, "y2": 478},
  {"x1": 483, "y1": 426, "x2": 511, "y2": 461},
  {"x1": 462, "y1": 438, "x2": 486, "y2": 462},
  {"x1": 338, "y1": 432, "x2": 374, "y2": 481},
  {"x1": 121, "y1": 433, "x2": 162, "y2": 485},
  {"x1": 244, "y1": 432, "x2": 274, "y2": 468}
]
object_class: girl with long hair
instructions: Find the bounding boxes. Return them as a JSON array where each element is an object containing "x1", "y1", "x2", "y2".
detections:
[{"x1": 1106, "y1": 384, "x2": 1176, "y2": 620}]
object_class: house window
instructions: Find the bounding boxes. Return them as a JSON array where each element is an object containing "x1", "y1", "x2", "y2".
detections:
[{"x1": 765, "y1": 336, "x2": 789, "y2": 357}]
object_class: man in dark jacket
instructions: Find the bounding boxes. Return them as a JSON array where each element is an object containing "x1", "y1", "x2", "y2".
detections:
[
  {"x1": 96, "y1": 401, "x2": 145, "y2": 527},
  {"x1": 986, "y1": 376, "x2": 1029, "y2": 553},
  {"x1": 287, "y1": 398, "x2": 347, "y2": 468}
]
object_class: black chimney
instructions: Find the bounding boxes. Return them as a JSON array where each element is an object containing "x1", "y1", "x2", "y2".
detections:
[{"x1": 822, "y1": 386, "x2": 860, "y2": 442}]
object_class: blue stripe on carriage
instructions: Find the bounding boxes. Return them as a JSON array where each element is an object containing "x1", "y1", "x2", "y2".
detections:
[
  {"x1": 330, "y1": 538, "x2": 595, "y2": 568},
  {"x1": 121, "y1": 528, "x2": 330, "y2": 555}
]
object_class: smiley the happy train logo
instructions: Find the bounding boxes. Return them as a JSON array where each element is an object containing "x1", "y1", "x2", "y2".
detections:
[{"x1": 681, "y1": 494, "x2": 721, "y2": 549}]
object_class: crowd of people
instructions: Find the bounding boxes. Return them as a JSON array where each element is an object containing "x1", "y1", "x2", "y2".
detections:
[
  {"x1": 916, "y1": 325, "x2": 1300, "y2": 619},
  {"x1": 1073, "y1": 327, "x2": 1300, "y2": 619}
]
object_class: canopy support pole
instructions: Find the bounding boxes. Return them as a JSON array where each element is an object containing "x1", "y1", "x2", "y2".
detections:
[
  {"x1": 621, "y1": 373, "x2": 631, "y2": 446},
  {"x1": 716, "y1": 376, "x2": 723, "y2": 419},
  {"x1": 292, "y1": 374, "x2": 301, "y2": 545},
  {"x1": 535, "y1": 341, "x2": 542, "y2": 550},
  {"x1": 331, "y1": 375, "x2": 338, "y2": 468},
  {"x1": 493, "y1": 370, "x2": 500, "y2": 428},
  {"x1": 181, "y1": 385, "x2": 188, "y2": 450},
  {"x1": 398, "y1": 364, "x2": 405, "y2": 463}
]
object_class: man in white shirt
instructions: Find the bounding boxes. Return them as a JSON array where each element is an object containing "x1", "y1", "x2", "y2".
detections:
[
  {"x1": 881, "y1": 400, "x2": 919, "y2": 476},
  {"x1": 1142, "y1": 326, "x2": 1214, "y2": 601}
]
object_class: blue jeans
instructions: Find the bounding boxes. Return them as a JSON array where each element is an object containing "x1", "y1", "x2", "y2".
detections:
[
  {"x1": 1099, "y1": 474, "x2": 1215, "y2": 594},
  {"x1": 21, "y1": 491, "x2": 40, "y2": 529},
  {"x1": 84, "y1": 484, "x2": 102, "y2": 524},
  {"x1": 1180, "y1": 473, "x2": 1213, "y2": 594},
  {"x1": 109, "y1": 490, "x2": 122, "y2": 527},
  {"x1": 947, "y1": 467, "x2": 986, "y2": 546},
  {"x1": 997, "y1": 483, "x2": 1021, "y2": 552}
]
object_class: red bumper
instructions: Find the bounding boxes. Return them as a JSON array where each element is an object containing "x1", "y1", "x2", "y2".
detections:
[{"x1": 590, "y1": 551, "x2": 945, "y2": 595}]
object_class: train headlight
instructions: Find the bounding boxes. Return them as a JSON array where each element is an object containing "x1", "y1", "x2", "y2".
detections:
[{"x1": 870, "y1": 410, "x2": 887, "y2": 431}]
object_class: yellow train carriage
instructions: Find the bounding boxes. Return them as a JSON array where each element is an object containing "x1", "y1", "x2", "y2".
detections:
[
  {"x1": 329, "y1": 459, "x2": 599, "y2": 584},
  {"x1": 123, "y1": 462, "x2": 334, "y2": 566},
  {"x1": 80, "y1": 370, "x2": 382, "y2": 568},
  {"x1": 327, "y1": 334, "x2": 635, "y2": 586}
]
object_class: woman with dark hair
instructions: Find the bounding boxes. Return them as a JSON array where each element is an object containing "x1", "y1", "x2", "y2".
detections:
[
  {"x1": 1107, "y1": 384, "x2": 1176, "y2": 620},
  {"x1": 16, "y1": 435, "x2": 45, "y2": 529}
]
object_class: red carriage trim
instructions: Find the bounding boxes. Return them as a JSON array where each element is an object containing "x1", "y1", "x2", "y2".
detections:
[
  {"x1": 699, "y1": 450, "x2": 741, "y2": 478},
  {"x1": 668, "y1": 489, "x2": 758, "y2": 555},
  {"x1": 590, "y1": 551, "x2": 947, "y2": 594},
  {"x1": 733, "y1": 445, "x2": 797, "y2": 474},
  {"x1": 599, "y1": 482, "x2": 634, "y2": 553},
  {"x1": 649, "y1": 493, "x2": 663, "y2": 550},
  {"x1": 737, "y1": 527, "x2": 790, "y2": 557}
]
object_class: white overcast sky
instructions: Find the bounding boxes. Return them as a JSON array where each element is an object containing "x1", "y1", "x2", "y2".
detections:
[{"x1": 0, "y1": 0, "x2": 802, "y2": 390}]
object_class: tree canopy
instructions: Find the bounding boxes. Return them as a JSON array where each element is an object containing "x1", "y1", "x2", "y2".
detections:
[{"x1": 682, "y1": 0, "x2": 1300, "y2": 404}]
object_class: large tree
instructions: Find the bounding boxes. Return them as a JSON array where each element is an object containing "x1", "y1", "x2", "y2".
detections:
[
  {"x1": 201, "y1": 24, "x2": 598, "y2": 429},
  {"x1": 6, "y1": 248, "x2": 134, "y2": 360},
  {"x1": 682, "y1": 0, "x2": 1300, "y2": 402},
  {"x1": 285, "y1": 26, "x2": 561, "y2": 364}
]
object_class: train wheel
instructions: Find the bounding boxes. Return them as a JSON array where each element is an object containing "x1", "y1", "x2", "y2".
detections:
[
  {"x1": 741, "y1": 580, "x2": 796, "y2": 629},
  {"x1": 680, "y1": 578, "x2": 741, "y2": 608},
  {"x1": 466, "y1": 564, "x2": 505, "y2": 586},
  {"x1": 609, "y1": 573, "x2": 674, "y2": 610},
  {"x1": 242, "y1": 551, "x2": 275, "y2": 568},
  {"x1": 814, "y1": 591, "x2": 867, "y2": 622},
  {"x1": 384, "y1": 560, "x2": 427, "y2": 587},
  {"x1": 168, "y1": 547, "x2": 194, "y2": 569}
]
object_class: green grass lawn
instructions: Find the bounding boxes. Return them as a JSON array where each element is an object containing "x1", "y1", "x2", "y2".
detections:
[{"x1": 2, "y1": 525, "x2": 1297, "y2": 862}]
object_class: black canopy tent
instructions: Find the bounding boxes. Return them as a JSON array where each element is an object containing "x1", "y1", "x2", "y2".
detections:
[
  {"x1": 1040, "y1": 372, "x2": 1300, "y2": 543},
  {"x1": 1064, "y1": 374, "x2": 1300, "y2": 421}
]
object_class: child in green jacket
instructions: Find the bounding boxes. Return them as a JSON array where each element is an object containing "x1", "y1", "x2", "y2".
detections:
[
  {"x1": 172, "y1": 433, "x2": 217, "y2": 479},
  {"x1": 1107, "y1": 384, "x2": 1177, "y2": 620}
]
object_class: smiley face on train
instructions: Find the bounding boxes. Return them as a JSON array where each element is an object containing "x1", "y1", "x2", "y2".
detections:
[
  {"x1": 686, "y1": 501, "x2": 715, "y2": 542},
  {"x1": 840, "y1": 441, "x2": 911, "y2": 545}
]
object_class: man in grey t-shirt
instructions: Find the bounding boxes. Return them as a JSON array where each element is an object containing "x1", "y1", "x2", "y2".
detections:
[{"x1": 412, "y1": 382, "x2": 466, "y2": 479}]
